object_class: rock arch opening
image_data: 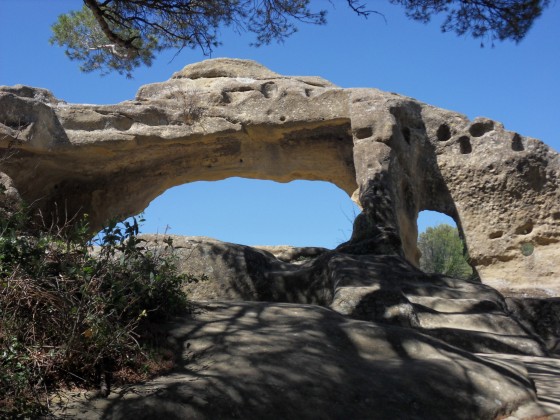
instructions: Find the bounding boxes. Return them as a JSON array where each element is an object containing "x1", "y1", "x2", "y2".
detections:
[
  {"x1": 417, "y1": 210, "x2": 457, "y2": 234},
  {"x1": 137, "y1": 178, "x2": 360, "y2": 249},
  {"x1": 416, "y1": 210, "x2": 473, "y2": 279}
]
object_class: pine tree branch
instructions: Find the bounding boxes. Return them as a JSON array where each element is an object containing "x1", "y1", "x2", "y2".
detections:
[{"x1": 82, "y1": 0, "x2": 139, "y2": 56}]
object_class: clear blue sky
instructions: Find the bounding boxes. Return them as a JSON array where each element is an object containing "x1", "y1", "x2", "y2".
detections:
[{"x1": 1, "y1": 1, "x2": 559, "y2": 248}]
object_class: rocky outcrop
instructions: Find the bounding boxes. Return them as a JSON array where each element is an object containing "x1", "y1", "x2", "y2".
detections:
[
  {"x1": 152, "y1": 235, "x2": 549, "y2": 357},
  {"x1": 44, "y1": 235, "x2": 560, "y2": 418},
  {"x1": 506, "y1": 297, "x2": 560, "y2": 354},
  {"x1": 2, "y1": 60, "x2": 559, "y2": 417},
  {"x1": 0, "y1": 58, "x2": 558, "y2": 290},
  {"x1": 51, "y1": 302, "x2": 550, "y2": 420}
]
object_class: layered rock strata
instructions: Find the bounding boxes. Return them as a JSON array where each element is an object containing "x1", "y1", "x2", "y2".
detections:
[
  {"x1": 150, "y1": 235, "x2": 551, "y2": 357},
  {"x1": 45, "y1": 236, "x2": 560, "y2": 418},
  {"x1": 49, "y1": 302, "x2": 548, "y2": 420}
]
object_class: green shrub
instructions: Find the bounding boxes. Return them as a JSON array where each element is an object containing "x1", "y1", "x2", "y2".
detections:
[
  {"x1": 418, "y1": 224, "x2": 473, "y2": 279},
  {"x1": 0, "y1": 210, "x2": 190, "y2": 417}
]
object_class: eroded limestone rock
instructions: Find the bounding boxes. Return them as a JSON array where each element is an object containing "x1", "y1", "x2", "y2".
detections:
[
  {"x1": 155, "y1": 235, "x2": 548, "y2": 356},
  {"x1": 0, "y1": 58, "x2": 558, "y2": 290}
]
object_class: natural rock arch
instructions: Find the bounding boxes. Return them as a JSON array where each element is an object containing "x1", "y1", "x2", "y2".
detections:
[
  {"x1": 140, "y1": 178, "x2": 359, "y2": 247},
  {"x1": 0, "y1": 58, "x2": 559, "y2": 288}
]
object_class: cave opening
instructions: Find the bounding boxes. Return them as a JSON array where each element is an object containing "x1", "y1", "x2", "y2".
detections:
[{"x1": 417, "y1": 210, "x2": 457, "y2": 234}]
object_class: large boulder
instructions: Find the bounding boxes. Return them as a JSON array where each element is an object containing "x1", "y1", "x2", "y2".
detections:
[{"x1": 0, "y1": 58, "x2": 558, "y2": 293}]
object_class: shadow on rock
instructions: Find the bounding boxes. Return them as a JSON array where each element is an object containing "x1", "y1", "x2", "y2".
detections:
[{"x1": 98, "y1": 302, "x2": 537, "y2": 420}]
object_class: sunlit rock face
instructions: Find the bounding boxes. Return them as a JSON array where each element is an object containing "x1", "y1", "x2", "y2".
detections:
[{"x1": 0, "y1": 58, "x2": 559, "y2": 289}]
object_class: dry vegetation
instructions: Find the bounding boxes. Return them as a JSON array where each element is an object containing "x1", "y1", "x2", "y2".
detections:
[{"x1": 0, "y1": 197, "x2": 192, "y2": 417}]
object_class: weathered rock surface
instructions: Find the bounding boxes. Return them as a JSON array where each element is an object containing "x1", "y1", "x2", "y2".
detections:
[
  {"x1": 480, "y1": 353, "x2": 560, "y2": 418},
  {"x1": 151, "y1": 235, "x2": 549, "y2": 357},
  {"x1": 50, "y1": 302, "x2": 552, "y2": 420},
  {"x1": 1, "y1": 58, "x2": 559, "y2": 289},
  {"x1": 3, "y1": 58, "x2": 560, "y2": 418},
  {"x1": 505, "y1": 297, "x2": 560, "y2": 355}
]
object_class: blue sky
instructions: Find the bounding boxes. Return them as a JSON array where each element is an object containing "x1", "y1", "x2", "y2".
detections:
[{"x1": 1, "y1": 0, "x2": 558, "y2": 248}]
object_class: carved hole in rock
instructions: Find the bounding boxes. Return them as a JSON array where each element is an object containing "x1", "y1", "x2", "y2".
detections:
[
  {"x1": 515, "y1": 220, "x2": 533, "y2": 235},
  {"x1": 511, "y1": 133, "x2": 524, "y2": 151},
  {"x1": 416, "y1": 211, "x2": 473, "y2": 278},
  {"x1": 458, "y1": 136, "x2": 472, "y2": 154},
  {"x1": 220, "y1": 92, "x2": 232, "y2": 104},
  {"x1": 402, "y1": 127, "x2": 411, "y2": 144},
  {"x1": 354, "y1": 127, "x2": 373, "y2": 140},
  {"x1": 228, "y1": 86, "x2": 253, "y2": 93},
  {"x1": 139, "y1": 178, "x2": 360, "y2": 249},
  {"x1": 417, "y1": 211, "x2": 456, "y2": 236},
  {"x1": 436, "y1": 124, "x2": 451, "y2": 142},
  {"x1": 516, "y1": 161, "x2": 546, "y2": 191},
  {"x1": 260, "y1": 82, "x2": 277, "y2": 98},
  {"x1": 489, "y1": 231, "x2": 503, "y2": 239},
  {"x1": 469, "y1": 120, "x2": 494, "y2": 137}
]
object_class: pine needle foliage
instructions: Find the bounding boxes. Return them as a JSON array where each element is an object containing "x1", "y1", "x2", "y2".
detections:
[{"x1": 49, "y1": 0, "x2": 549, "y2": 77}]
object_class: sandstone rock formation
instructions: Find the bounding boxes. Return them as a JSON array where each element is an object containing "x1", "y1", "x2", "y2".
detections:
[
  {"x1": 147, "y1": 235, "x2": 553, "y2": 357},
  {"x1": 2, "y1": 58, "x2": 559, "y2": 418},
  {"x1": 49, "y1": 302, "x2": 550, "y2": 420},
  {"x1": 0, "y1": 58, "x2": 558, "y2": 290}
]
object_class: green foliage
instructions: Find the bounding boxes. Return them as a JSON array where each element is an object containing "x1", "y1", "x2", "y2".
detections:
[
  {"x1": 49, "y1": 5, "x2": 157, "y2": 77},
  {"x1": 418, "y1": 223, "x2": 473, "y2": 279},
  {"x1": 49, "y1": 0, "x2": 327, "y2": 77},
  {"x1": 48, "y1": 0, "x2": 550, "y2": 77},
  {"x1": 520, "y1": 242, "x2": 534, "y2": 256},
  {"x1": 0, "y1": 208, "x2": 190, "y2": 417},
  {"x1": 391, "y1": 0, "x2": 549, "y2": 45}
]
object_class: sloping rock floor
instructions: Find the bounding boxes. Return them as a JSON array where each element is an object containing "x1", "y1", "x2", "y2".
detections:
[
  {"x1": 45, "y1": 238, "x2": 560, "y2": 419},
  {"x1": 48, "y1": 302, "x2": 560, "y2": 420},
  {"x1": 481, "y1": 354, "x2": 560, "y2": 419},
  {"x1": 170, "y1": 237, "x2": 554, "y2": 358}
]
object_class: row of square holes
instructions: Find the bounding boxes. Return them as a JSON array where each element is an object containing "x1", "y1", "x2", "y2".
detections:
[{"x1": 436, "y1": 121, "x2": 524, "y2": 154}]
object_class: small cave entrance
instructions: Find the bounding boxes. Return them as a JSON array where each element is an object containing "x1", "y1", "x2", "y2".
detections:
[
  {"x1": 416, "y1": 210, "x2": 473, "y2": 279},
  {"x1": 138, "y1": 178, "x2": 360, "y2": 249}
]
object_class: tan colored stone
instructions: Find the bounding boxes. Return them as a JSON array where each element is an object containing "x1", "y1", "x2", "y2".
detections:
[
  {"x1": 149, "y1": 235, "x2": 548, "y2": 356},
  {"x1": 0, "y1": 58, "x2": 558, "y2": 289}
]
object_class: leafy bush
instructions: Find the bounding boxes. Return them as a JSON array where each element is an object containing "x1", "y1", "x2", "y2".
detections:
[
  {"x1": 418, "y1": 224, "x2": 473, "y2": 279},
  {"x1": 0, "y1": 209, "x2": 190, "y2": 417}
]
